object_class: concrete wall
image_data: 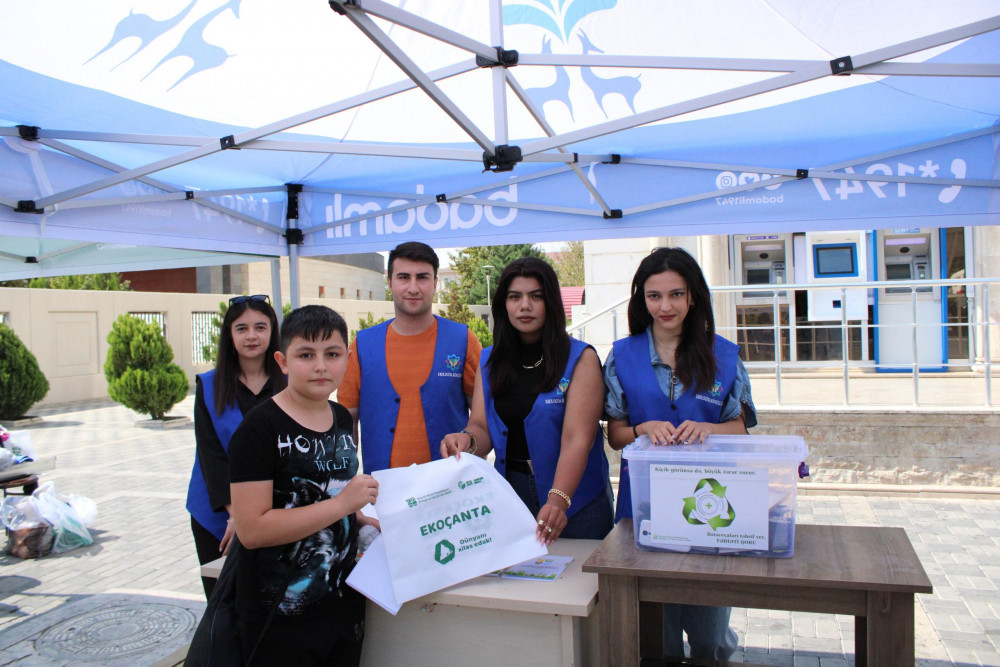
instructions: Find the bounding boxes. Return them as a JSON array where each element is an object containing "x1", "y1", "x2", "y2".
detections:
[
  {"x1": 0, "y1": 288, "x2": 409, "y2": 408},
  {"x1": 755, "y1": 409, "x2": 1000, "y2": 487}
]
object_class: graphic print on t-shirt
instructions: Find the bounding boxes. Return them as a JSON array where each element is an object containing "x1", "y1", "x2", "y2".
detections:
[{"x1": 270, "y1": 411, "x2": 360, "y2": 616}]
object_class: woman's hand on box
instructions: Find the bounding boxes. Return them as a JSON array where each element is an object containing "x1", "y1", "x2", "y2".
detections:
[
  {"x1": 637, "y1": 420, "x2": 677, "y2": 446},
  {"x1": 669, "y1": 420, "x2": 712, "y2": 445}
]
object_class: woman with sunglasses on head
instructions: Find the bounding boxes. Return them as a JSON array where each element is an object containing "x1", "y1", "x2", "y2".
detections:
[
  {"x1": 604, "y1": 247, "x2": 757, "y2": 662},
  {"x1": 442, "y1": 258, "x2": 613, "y2": 544},
  {"x1": 186, "y1": 294, "x2": 286, "y2": 599}
]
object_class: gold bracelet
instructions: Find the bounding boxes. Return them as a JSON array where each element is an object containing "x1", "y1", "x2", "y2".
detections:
[
  {"x1": 461, "y1": 429, "x2": 477, "y2": 456},
  {"x1": 548, "y1": 488, "x2": 572, "y2": 509}
]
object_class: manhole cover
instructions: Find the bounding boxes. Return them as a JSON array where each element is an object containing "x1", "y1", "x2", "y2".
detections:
[{"x1": 35, "y1": 602, "x2": 197, "y2": 660}]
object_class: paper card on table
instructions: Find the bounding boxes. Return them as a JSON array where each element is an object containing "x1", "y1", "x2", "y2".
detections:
[
  {"x1": 345, "y1": 534, "x2": 401, "y2": 615},
  {"x1": 373, "y1": 455, "x2": 546, "y2": 604}
]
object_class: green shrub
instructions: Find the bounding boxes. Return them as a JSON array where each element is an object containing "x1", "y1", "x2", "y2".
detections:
[
  {"x1": 468, "y1": 316, "x2": 493, "y2": 349},
  {"x1": 104, "y1": 315, "x2": 189, "y2": 420},
  {"x1": 0, "y1": 324, "x2": 50, "y2": 419},
  {"x1": 351, "y1": 311, "x2": 388, "y2": 343}
]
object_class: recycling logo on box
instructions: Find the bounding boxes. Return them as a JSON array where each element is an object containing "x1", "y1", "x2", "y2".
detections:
[{"x1": 682, "y1": 478, "x2": 736, "y2": 531}]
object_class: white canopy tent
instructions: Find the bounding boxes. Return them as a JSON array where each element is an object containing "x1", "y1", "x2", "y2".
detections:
[{"x1": 1, "y1": 0, "x2": 998, "y2": 303}]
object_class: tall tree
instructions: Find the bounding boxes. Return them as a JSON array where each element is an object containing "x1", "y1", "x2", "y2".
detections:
[
  {"x1": 450, "y1": 244, "x2": 549, "y2": 305},
  {"x1": 552, "y1": 241, "x2": 585, "y2": 286}
]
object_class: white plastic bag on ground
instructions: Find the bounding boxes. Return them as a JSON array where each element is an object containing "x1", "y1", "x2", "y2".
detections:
[{"x1": 31, "y1": 482, "x2": 94, "y2": 553}]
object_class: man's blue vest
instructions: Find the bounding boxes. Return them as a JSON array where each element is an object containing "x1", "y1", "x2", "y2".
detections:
[
  {"x1": 185, "y1": 370, "x2": 242, "y2": 540},
  {"x1": 357, "y1": 316, "x2": 469, "y2": 474},
  {"x1": 612, "y1": 332, "x2": 740, "y2": 522},
  {"x1": 482, "y1": 338, "x2": 610, "y2": 519}
]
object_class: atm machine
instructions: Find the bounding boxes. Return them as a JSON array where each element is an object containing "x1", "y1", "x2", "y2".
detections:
[
  {"x1": 804, "y1": 231, "x2": 870, "y2": 362},
  {"x1": 873, "y1": 229, "x2": 946, "y2": 371},
  {"x1": 732, "y1": 234, "x2": 794, "y2": 362}
]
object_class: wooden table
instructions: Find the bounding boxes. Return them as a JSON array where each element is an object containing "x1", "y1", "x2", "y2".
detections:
[
  {"x1": 582, "y1": 520, "x2": 932, "y2": 667},
  {"x1": 205, "y1": 539, "x2": 603, "y2": 666}
]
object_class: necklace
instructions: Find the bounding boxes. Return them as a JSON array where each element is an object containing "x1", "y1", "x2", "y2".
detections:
[{"x1": 522, "y1": 355, "x2": 543, "y2": 369}]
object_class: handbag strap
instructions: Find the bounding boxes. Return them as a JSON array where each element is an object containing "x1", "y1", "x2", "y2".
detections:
[{"x1": 245, "y1": 540, "x2": 304, "y2": 666}]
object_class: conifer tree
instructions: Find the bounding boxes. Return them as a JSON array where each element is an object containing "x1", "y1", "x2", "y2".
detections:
[
  {"x1": 0, "y1": 324, "x2": 50, "y2": 419},
  {"x1": 104, "y1": 315, "x2": 188, "y2": 420}
]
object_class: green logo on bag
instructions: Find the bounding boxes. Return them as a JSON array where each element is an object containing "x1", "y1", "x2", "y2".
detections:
[
  {"x1": 434, "y1": 539, "x2": 455, "y2": 564},
  {"x1": 682, "y1": 478, "x2": 736, "y2": 531},
  {"x1": 406, "y1": 497, "x2": 417, "y2": 508}
]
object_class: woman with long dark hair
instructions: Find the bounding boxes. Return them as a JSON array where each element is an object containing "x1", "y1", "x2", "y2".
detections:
[
  {"x1": 186, "y1": 294, "x2": 285, "y2": 598},
  {"x1": 604, "y1": 247, "x2": 757, "y2": 661},
  {"x1": 442, "y1": 258, "x2": 613, "y2": 543}
]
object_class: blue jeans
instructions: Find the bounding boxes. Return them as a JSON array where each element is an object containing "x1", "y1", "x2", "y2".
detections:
[
  {"x1": 505, "y1": 469, "x2": 614, "y2": 540},
  {"x1": 663, "y1": 602, "x2": 738, "y2": 661}
]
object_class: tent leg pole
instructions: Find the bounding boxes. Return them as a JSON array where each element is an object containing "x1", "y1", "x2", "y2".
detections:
[{"x1": 270, "y1": 259, "x2": 284, "y2": 325}]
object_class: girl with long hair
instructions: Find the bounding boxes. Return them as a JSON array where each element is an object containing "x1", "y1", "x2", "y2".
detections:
[
  {"x1": 186, "y1": 295, "x2": 286, "y2": 598},
  {"x1": 442, "y1": 257, "x2": 613, "y2": 542},
  {"x1": 604, "y1": 247, "x2": 757, "y2": 661}
]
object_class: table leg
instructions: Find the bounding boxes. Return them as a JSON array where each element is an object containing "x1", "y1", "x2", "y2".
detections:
[
  {"x1": 640, "y1": 601, "x2": 664, "y2": 659},
  {"x1": 599, "y1": 574, "x2": 640, "y2": 666},
  {"x1": 866, "y1": 591, "x2": 915, "y2": 666},
  {"x1": 855, "y1": 615, "x2": 867, "y2": 667}
]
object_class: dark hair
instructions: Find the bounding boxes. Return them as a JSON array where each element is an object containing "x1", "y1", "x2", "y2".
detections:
[
  {"x1": 213, "y1": 298, "x2": 285, "y2": 415},
  {"x1": 627, "y1": 247, "x2": 717, "y2": 393},
  {"x1": 387, "y1": 241, "x2": 439, "y2": 278},
  {"x1": 488, "y1": 257, "x2": 569, "y2": 397},
  {"x1": 280, "y1": 305, "x2": 349, "y2": 353}
]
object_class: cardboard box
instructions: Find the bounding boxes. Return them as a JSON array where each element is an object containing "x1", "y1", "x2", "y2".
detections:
[{"x1": 622, "y1": 435, "x2": 808, "y2": 558}]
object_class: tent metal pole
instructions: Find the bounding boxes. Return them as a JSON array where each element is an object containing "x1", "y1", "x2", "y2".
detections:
[
  {"x1": 286, "y1": 185, "x2": 303, "y2": 310},
  {"x1": 490, "y1": 0, "x2": 509, "y2": 147},
  {"x1": 504, "y1": 71, "x2": 616, "y2": 215},
  {"x1": 32, "y1": 61, "x2": 475, "y2": 208},
  {"x1": 347, "y1": 0, "x2": 497, "y2": 61},
  {"x1": 271, "y1": 259, "x2": 284, "y2": 327},
  {"x1": 516, "y1": 54, "x2": 1000, "y2": 78},
  {"x1": 520, "y1": 15, "x2": 1000, "y2": 156},
  {"x1": 335, "y1": 7, "x2": 495, "y2": 152}
]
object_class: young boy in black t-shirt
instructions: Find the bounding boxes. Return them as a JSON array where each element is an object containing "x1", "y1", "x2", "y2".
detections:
[{"x1": 229, "y1": 305, "x2": 379, "y2": 665}]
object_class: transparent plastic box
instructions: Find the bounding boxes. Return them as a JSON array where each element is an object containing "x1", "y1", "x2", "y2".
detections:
[{"x1": 622, "y1": 434, "x2": 809, "y2": 558}]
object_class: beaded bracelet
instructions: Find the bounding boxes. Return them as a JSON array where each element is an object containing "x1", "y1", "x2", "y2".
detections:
[
  {"x1": 461, "y1": 429, "x2": 478, "y2": 456},
  {"x1": 548, "y1": 488, "x2": 572, "y2": 509}
]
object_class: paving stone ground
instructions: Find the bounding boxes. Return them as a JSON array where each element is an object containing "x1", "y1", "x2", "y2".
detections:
[{"x1": 1, "y1": 396, "x2": 998, "y2": 666}]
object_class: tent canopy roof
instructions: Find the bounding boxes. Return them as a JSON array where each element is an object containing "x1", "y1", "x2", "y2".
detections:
[{"x1": 1, "y1": 0, "x2": 997, "y2": 280}]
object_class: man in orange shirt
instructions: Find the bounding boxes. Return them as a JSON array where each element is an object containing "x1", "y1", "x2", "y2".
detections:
[{"x1": 339, "y1": 241, "x2": 481, "y2": 472}]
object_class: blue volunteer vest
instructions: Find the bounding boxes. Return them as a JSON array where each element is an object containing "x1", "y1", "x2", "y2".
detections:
[
  {"x1": 357, "y1": 316, "x2": 470, "y2": 474},
  {"x1": 482, "y1": 338, "x2": 610, "y2": 519},
  {"x1": 185, "y1": 370, "x2": 242, "y2": 540},
  {"x1": 612, "y1": 332, "x2": 740, "y2": 521}
]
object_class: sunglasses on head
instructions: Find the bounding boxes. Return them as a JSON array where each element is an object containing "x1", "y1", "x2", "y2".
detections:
[{"x1": 229, "y1": 294, "x2": 270, "y2": 306}]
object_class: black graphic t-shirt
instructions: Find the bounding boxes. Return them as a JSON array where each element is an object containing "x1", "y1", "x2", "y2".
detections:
[{"x1": 228, "y1": 398, "x2": 364, "y2": 634}]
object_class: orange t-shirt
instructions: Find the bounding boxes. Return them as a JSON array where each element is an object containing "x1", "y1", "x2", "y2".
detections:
[{"x1": 339, "y1": 320, "x2": 481, "y2": 468}]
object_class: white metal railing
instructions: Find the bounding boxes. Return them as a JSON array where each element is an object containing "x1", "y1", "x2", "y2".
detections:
[{"x1": 567, "y1": 277, "x2": 1000, "y2": 408}]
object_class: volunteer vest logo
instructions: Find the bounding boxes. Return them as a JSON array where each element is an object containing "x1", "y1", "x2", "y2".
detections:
[
  {"x1": 445, "y1": 354, "x2": 462, "y2": 372},
  {"x1": 682, "y1": 478, "x2": 736, "y2": 531},
  {"x1": 557, "y1": 377, "x2": 570, "y2": 395},
  {"x1": 709, "y1": 381, "x2": 724, "y2": 398},
  {"x1": 86, "y1": 0, "x2": 241, "y2": 91},
  {"x1": 434, "y1": 539, "x2": 456, "y2": 565},
  {"x1": 503, "y1": 0, "x2": 641, "y2": 121}
]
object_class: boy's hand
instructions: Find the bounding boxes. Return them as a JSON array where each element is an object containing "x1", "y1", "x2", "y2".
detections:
[{"x1": 339, "y1": 474, "x2": 379, "y2": 514}]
